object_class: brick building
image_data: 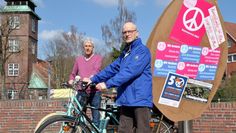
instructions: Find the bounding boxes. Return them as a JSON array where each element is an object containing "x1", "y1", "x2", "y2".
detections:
[
  {"x1": 225, "y1": 21, "x2": 236, "y2": 77},
  {"x1": 0, "y1": 0, "x2": 48, "y2": 99}
]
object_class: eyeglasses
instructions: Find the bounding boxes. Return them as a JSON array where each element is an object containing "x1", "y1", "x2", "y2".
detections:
[{"x1": 122, "y1": 29, "x2": 136, "y2": 35}]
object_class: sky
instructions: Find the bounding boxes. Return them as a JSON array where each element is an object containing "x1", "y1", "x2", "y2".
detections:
[{"x1": 1, "y1": 0, "x2": 236, "y2": 59}]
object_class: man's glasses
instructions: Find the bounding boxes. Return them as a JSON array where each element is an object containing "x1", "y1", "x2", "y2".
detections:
[{"x1": 122, "y1": 29, "x2": 136, "y2": 35}]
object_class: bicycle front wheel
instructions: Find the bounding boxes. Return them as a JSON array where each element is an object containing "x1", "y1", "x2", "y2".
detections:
[
  {"x1": 151, "y1": 119, "x2": 172, "y2": 133},
  {"x1": 35, "y1": 115, "x2": 90, "y2": 133}
]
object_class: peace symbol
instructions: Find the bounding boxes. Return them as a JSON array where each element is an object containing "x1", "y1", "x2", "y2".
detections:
[{"x1": 183, "y1": 7, "x2": 205, "y2": 31}]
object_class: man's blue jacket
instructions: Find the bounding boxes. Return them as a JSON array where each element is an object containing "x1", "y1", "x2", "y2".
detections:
[{"x1": 91, "y1": 38, "x2": 153, "y2": 107}]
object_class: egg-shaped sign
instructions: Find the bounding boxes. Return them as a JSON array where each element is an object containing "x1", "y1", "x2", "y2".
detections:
[{"x1": 147, "y1": 0, "x2": 227, "y2": 121}]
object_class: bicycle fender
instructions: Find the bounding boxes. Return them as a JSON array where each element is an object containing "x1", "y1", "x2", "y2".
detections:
[{"x1": 34, "y1": 111, "x2": 67, "y2": 132}]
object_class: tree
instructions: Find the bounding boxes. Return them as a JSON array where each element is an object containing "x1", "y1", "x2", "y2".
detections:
[
  {"x1": 0, "y1": 13, "x2": 22, "y2": 99},
  {"x1": 101, "y1": 0, "x2": 136, "y2": 60},
  {"x1": 213, "y1": 75, "x2": 236, "y2": 102},
  {"x1": 44, "y1": 25, "x2": 85, "y2": 88}
]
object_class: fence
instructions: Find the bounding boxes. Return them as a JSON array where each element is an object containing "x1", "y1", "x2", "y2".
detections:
[{"x1": 0, "y1": 100, "x2": 236, "y2": 133}]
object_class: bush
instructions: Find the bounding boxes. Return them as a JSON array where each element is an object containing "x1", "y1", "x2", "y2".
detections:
[{"x1": 213, "y1": 75, "x2": 236, "y2": 102}]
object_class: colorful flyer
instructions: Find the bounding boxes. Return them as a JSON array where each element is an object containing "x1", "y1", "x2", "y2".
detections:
[
  {"x1": 169, "y1": 0, "x2": 213, "y2": 45},
  {"x1": 196, "y1": 64, "x2": 217, "y2": 80},
  {"x1": 179, "y1": 45, "x2": 202, "y2": 63},
  {"x1": 200, "y1": 47, "x2": 220, "y2": 65},
  {"x1": 156, "y1": 42, "x2": 180, "y2": 62},
  {"x1": 183, "y1": 79, "x2": 213, "y2": 103},
  {"x1": 154, "y1": 60, "x2": 177, "y2": 77},
  {"x1": 154, "y1": 41, "x2": 220, "y2": 81},
  {"x1": 176, "y1": 62, "x2": 199, "y2": 79},
  {"x1": 158, "y1": 72, "x2": 188, "y2": 108}
]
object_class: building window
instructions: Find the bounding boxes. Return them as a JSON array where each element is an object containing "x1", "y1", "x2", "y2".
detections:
[
  {"x1": 228, "y1": 55, "x2": 232, "y2": 62},
  {"x1": 32, "y1": 41, "x2": 36, "y2": 55},
  {"x1": 233, "y1": 55, "x2": 236, "y2": 61},
  {"x1": 8, "y1": 39, "x2": 20, "y2": 52},
  {"x1": 8, "y1": 90, "x2": 18, "y2": 99},
  {"x1": 227, "y1": 38, "x2": 234, "y2": 47},
  {"x1": 32, "y1": 18, "x2": 36, "y2": 32},
  {"x1": 8, "y1": 63, "x2": 19, "y2": 76},
  {"x1": 228, "y1": 53, "x2": 236, "y2": 62},
  {"x1": 9, "y1": 16, "x2": 20, "y2": 29}
]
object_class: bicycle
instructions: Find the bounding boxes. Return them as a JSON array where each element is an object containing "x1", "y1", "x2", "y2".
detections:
[
  {"x1": 34, "y1": 77, "x2": 119, "y2": 133},
  {"x1": 150, "y1": 106, "x2": 178, "y2": 133}
]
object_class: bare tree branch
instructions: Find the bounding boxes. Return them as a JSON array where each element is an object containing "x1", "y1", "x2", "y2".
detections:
[
  {"x1": 101, "y1": 0, "x2": 136, "y2": 50},
  {"x1": 43, "y1": 25, "x2": 85, "y2": 88}
]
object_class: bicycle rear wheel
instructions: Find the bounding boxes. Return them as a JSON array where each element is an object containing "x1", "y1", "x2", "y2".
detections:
[
  {"x1": 35, "y1": 115, "x2": 90, "y2": 133},
  {"x1": 151, "y1": 118, "x2": 172, "y2": 133}
]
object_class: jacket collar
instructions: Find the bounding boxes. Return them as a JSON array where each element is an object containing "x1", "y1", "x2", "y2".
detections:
[
  {"x1": 124, "y1": 38, "x2": 142, "y2": 52},
  {"x1": 122, "y1": 38, "x2": 142, "y2": 58}
]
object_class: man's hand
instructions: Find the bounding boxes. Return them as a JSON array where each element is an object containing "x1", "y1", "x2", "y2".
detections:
[
  {"x1": 68, "y1": 80, "x2": 73, "y2": 85},
  {"x1": 83, "y1": 78, "x2": 92, "y2": 84},
  {"x1": 96, "y1": 82, "x2": 107, "y2": 91}
]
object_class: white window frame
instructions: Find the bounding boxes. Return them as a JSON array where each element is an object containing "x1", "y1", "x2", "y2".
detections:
[
  {"x1": 31, "y1": 41, "x2": 36, "y2": 55},
  {"x1": 9, "y1": 16, "x2": 20, "y2": 29},
  {"x1": 8, "y1": 90, "x2": 18, "y2": 99},
  {"x1": 31, "y1": 18, "x2": 36, "y2": 32},
  {"x1": 8, "y1": 63, "x2": 19, "y2": 76},
  {"x1": 228, "y1": 53, "x2": 236, "y2": 63},
  {"x1": 8, "y1": 39, "x2": 20, "y2": 52}
]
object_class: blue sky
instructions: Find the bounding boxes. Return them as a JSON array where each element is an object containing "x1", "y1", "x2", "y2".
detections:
[{"x1": 1, "y1": 0, "x2": 235, "y2": 59}]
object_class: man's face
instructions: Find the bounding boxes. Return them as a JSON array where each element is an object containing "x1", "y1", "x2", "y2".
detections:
[
  {"x1": 122, "y1": 22, "x2": 138, "y2": 44},
  {"x1": 83, "y1": 42, "x2": 94, "y2": 56}
]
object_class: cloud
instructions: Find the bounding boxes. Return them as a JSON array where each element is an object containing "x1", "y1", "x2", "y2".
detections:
[
  {"x1": 155, "y1": 0, "x2": 172, "y2": 7},
  {"x1": 39, "y1": 30, "x2": 63, "y2": 41},
  {"x1": 92, "y1": 0, "x2": 118, "y2": 7},
  {"x1": 128, "y1": 0, "x2": 144, "y2": 6},
  {"x1": 92, "y1": 0, "x2": 143, "y2": 7}
]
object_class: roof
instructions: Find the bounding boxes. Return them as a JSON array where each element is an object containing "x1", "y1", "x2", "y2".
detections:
[
  {"x1": 224, "y1": 21, "x2": 236, "y2": 41},
  {"x1": 28, "y1": 59, "x2": 50, "y2": 89},
  {"x1": 28, "y1": 71, "x2": 47, "y2": 89},
  {"x1": 5, "y1": 0, "x2": 37, "y2": 7},
  {"x1": 1, "y1": 1, "x2": 41, "y2": 20}
]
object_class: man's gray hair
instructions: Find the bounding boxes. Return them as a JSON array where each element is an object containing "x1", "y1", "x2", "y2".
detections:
[{"x1": 83, "y1": 38, "x2": 94, "y2": 46}]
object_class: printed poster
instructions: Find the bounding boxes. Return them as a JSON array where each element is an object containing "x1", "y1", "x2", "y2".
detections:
[
  {"x1": 196, "y1": 47, "x2": 220, "y2": 80},
  {"x1": 158, "y1": 72, "x2": 188, "y2": 108},
  {"x1": 183, "y1": 78, "x2": 213, "y2": 103},
  {"x1": 204, "y1": 6, "x2": 225, "y2": 49},
  {"x1": 169, "y1": 0, "x2": 213, "y2": 45}
]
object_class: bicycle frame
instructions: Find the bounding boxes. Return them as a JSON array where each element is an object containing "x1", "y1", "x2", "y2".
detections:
[{"x1": 61, "y1": 83, "x2": 119, "y2": 133}]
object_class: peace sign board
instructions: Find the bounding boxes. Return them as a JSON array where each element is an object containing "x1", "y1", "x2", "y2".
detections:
[{"x1": 147, "y1": 0, "x2": 227, "y2": 122}]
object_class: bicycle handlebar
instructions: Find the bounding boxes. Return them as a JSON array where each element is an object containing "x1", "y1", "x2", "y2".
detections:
[{"x1": 61, "y1": 81, "x2": 96, "y2": 91}]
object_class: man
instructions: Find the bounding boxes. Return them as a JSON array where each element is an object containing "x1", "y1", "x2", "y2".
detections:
[
  {"x1": 84, "y1": 22, "x2": 153, "y2": 133},
  {"x1": 68, "y1": 39, "x2": 103, "y2": 127}
]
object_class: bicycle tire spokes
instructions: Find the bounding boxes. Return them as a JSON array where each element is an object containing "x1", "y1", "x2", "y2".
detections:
[
  {"x1": 38, "y1": 120, "x2": 86, "y2": 133},
  {"x1": 150, "y1": 118, "x2": 172, "y2": 133}
]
